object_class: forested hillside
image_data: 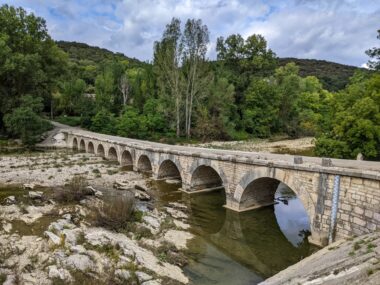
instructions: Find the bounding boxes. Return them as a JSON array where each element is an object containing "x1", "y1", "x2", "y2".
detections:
[
  {"x1": 56, "y1": 41, "x2": 144, "y2": 67},
  {"x1": 57, "y1": 41, "x2": 363, "y2": 92},
  {"x1": 1, "y1": 4, "x2": 379, "y2": 160},
  {"x1": 278, "y1": 58, "x2": 366, "y2": 91}
]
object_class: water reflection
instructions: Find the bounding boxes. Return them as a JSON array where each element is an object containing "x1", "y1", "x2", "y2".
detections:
[
  {"x1": 274, "y1": 183, "x2": 311, "y2": 247},
  {"x1": 149, "y1": 179, "x2": 316, "y2": 285}
]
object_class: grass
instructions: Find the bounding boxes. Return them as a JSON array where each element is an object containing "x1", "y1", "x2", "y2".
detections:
[
  {"x1": 154, "y1": 241, "x2": 188, "y2": 267},
  {"x1": 86, "y1": 243, "x2": 121, "y2": 262},
  {"x1": 160, "y1": 217, "x2": 176, "y2": 233},
  {"x1": 133, "y1": 225, "x2": 154, "y2": 240},
  {"x1": 367, "y1": 243, "x2": 377, "y2": 253}
]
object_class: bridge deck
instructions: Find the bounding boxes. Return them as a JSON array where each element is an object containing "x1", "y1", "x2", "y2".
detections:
[{"x1": 63, "y1": 127, "x2": 380, "y2": 181}]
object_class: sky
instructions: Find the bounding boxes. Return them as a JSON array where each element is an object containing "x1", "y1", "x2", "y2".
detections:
[{"x1": 1, "y1": 0, "x2": 379, "y2": 66}]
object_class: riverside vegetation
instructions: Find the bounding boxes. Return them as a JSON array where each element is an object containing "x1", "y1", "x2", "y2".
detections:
[{"x1": 0, "y1": 5, "x2": 379, "y2": 160}]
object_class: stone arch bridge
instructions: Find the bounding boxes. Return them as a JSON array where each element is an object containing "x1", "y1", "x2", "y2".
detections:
[{"x1": 63, "y1": 129, "x2": 380, "y2": 246}]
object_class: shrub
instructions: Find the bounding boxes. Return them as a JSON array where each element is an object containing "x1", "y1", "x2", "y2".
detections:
[
  {"x1": 314, "y1": 136, "x2": 350, "y2": 158},
  {"x1": 92, "y1": 192, "x2": 135, "y2": 231},
  {"x1": 54, "y1": 176, "x2": 90, "y2": 203}
]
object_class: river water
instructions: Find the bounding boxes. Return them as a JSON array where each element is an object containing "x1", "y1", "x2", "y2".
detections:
[{"x1": 150, "y1": 180, "x2": 317, "y2": 285}]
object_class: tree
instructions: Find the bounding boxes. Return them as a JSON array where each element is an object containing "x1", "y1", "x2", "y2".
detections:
[
  {"x1": 118, "y1": 73, "x2": 130, "y2": 106},
  {"x1": 366, "y1": 29, "x2": 380, "y2": 70},
  {"x1": 182, "y1": 19, "x2": 210, "y2": 138},
  {"x1": 0, "y1": 5, "x2": 68, "y2": 131},
  {"x1": 117, "y1": 106, "x2": 147, "y2": 139},
  {"x1": 216, "y1": 33, "x2": 277, "y2": 130},
  {"x1": 59, "y1": 79, "x2": 87, "y2": 115},
  {"x1": 90, "y1": 109, "x2": 117, "y2": 134},
  {"x1": 4, "y1": 96, "x2": 51, "y2": 146},
  {"x1": 315, "y1": 73, "x2": 380, "y2": 159},
  {"x1": 242, "y1": 77, "x2": 279, "y2": 137},
  {"x1": 274, "y1": 63, "x2": 303, "y2": 137},
  {"x1": 297, "y1": 76, "x2": 328, "y2": 136},
  {"x1": 194, "y1": 77, "x2": 235, "y2": 140},
  {"x1": 154, "y1": 18, "x2": 183, "y2": 137},
  {"x1": 95, "y1": 69, "x2": 115, "y2": 112}
]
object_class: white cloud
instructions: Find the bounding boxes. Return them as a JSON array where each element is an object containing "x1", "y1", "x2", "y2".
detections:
[{"x1": 0, "y1": 0, "x2": 378, "y2": 66}]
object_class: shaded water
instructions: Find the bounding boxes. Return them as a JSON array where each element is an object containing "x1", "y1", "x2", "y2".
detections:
[{"x1": 150, "y1": 180, "x2": 316, "y2": 285}]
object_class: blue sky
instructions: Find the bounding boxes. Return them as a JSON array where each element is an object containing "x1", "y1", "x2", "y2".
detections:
[{"x1": 1, "y1": 0, "x2": 379, "y2": 66}]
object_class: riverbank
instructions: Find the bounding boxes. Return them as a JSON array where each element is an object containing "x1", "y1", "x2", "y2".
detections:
[
  {"x1": 0, "y1": 150, "x2": 193, "y2": 284},
  {"x1": 192, "y1": 137, "x2": 315, "y2": 156},
  {"x1": 261, "y1": 231, "x2": 380, "y2": 284}
]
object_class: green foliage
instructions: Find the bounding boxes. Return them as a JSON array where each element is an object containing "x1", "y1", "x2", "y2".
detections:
[
  {"x1": 194, "y1": 77, "x2": 236, "y2": 140},
  {"x1": 59, "y1": 79, "x2": 87, "y2": 115},
  {"x1": 315, "y1": 73, "x2": 380, "y2": 159},
  {"x1": 117, "y1": 106, "x2": 147, "y2": 138},
  {"x1": 4, "y1": 96, "x2": 51, "y2": 146},
  {"x1": 314, "y1": 137, "x2": 350, "y2": 158},
  {"x1": 90, "y1": 109, "x2": 117, "y2": 134},
  {"x1": 278, "y1": 58, "x2": 368, "y2": 92},
  {"x1": 242, "y1": 77, "x2": 279, "y2": 137},
  {"x1": 0, "y1": 4, "x2": 67, "y2": 131},
  {"x1": 366, "y1": 29, "x2": 380, "y2": 70}
]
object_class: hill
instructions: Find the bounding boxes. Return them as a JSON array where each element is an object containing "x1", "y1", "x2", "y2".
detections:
[
  {"x1": 279, "y1": 57, "x2": 366, "y2": 91},
  {"x1": 56, "y1": 41, "x2": 145, "y2": 67},
  {"x1": 57, "y1": 41, "x2": 365, "y2": 92}
]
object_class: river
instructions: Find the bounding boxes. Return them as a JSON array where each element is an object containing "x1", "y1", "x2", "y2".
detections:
[{"x1": 150, "y1": 180, "x2": 317, "y2": 285}]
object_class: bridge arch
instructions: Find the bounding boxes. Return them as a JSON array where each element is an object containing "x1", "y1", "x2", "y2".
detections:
[
  {"x1": 72, "y1": 138, "x2": 78, "y2": 150},
  {"x1": 97, "y1": 144, "x2": 105, "y2": 157},
  {"x1": 190, "y1": 162, "x2": 227, "y2": 191},
  {"x1": 79, "y1": 139, "x2": 86, "y2": 152},
  {"x1": 233, "y1": 168, "x2": 315, "y2": 223},
  {"x1": 107, "y1": 147, "x2": 118, "y2": 161},
  {"x1": 137, "y1": 154, "x2": 152, "y2": 172},
  {"x1": 87, "y1": 141, "x2": 95, "y2": 153},
  {"x1": 157, "y1": 159, "x2": 182, "y2": 181},
  {"x1": 121, "y1": 150, "x2": 133, "y2": 166}
]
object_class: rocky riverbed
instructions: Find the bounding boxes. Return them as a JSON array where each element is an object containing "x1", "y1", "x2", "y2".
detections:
[{"x1": 0, "y1": 150, "x2": 193, "y2": 285}]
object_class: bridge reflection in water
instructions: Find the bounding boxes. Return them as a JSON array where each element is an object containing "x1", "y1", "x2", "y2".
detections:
[{"x1": 149, "y1": 180, "x2": 317, "y2": 285}]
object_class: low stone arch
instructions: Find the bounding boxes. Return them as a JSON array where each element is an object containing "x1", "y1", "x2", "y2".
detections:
[
  {"x1": 121, "y1": 150, "x2": 133, "y2": 166},
  {"x1": 72, "y1": 137, "x2": 78, "y2": 150},
  {"x1": 137, "y1": 154, "x2": 152, "y2": 172},
  {"x1": 233, "y1": 168, "x2": 316, "y2": 225},
  {"x1": 157, "y1": 159, "x2": 182, "y2": 180},
  {"x1": 87, "y1": 141, "x2": 95, "y2": 153},
  {"x1": 79, "y1": 139, "x2": 86, "y2": 152},
  {"x1": 97, "y1": 144, "x2": 105, "y2": 157},
  {"x1": 107, "y1": 146, "x2": 118, "y2": 161},
  {"x1": 189, "y1": 159, "x2": 228, "y2": 191}
]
